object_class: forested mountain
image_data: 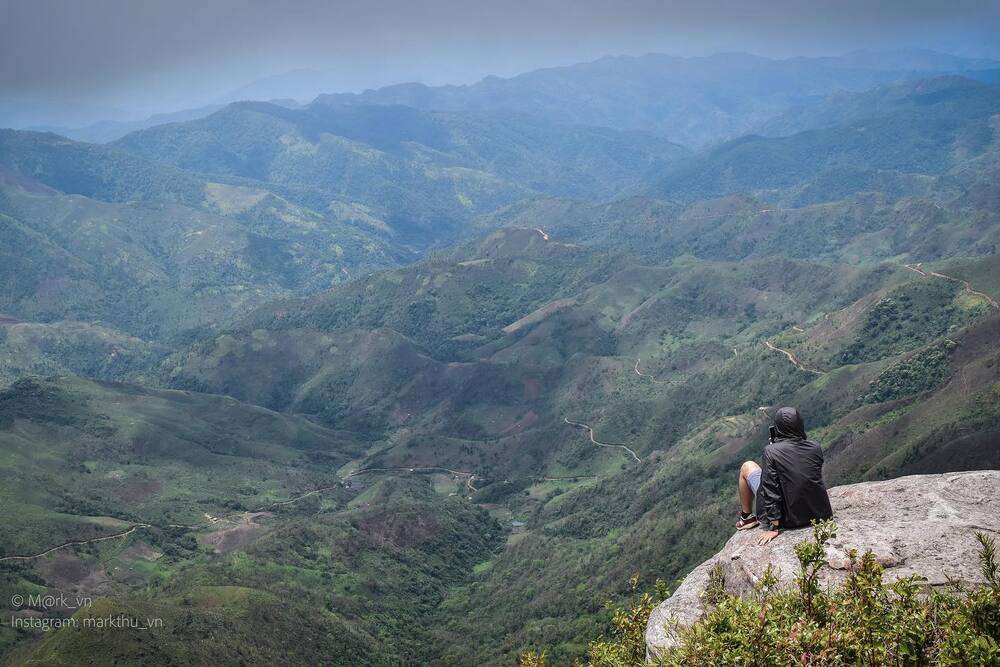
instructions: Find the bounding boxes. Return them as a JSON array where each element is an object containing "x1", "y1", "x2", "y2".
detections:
[
  {"x1": 1, "y1": 51, "x2": 998, "y2": 666},
  {"x1": 758, "y1": 75, "x2": 1000, "y2": 136},
  {"x1": 0, "y1": 131, "x2": 404, "y2": 344},
  {"x1": 113, "y1": 100, "x2": 686, "y2": 242}
]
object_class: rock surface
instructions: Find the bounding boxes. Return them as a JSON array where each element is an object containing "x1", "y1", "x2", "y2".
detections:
[{"x1": 645, "y1": 470, "x2": 1000, "y2": 659}]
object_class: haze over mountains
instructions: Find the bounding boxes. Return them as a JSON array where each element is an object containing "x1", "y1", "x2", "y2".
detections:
[
  {"x1": 21, "y1": 48, "x2": 999, "y2": 144},
  {"x1": 1, "y1": 46, "x2": 998, "y2": 665}
]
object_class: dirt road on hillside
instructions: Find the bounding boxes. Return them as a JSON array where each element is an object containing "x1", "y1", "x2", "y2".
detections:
[
  {"x1": 762, "y1": 261, "x2": 998, "y2": 377},
  {"x1": 563, "y1": 417, "x2": 641, "y2": 462},
  {"x1": 0, "y1": 523, "x2": 151, "y2": 563},
  {"x1": 764, "y1": 340, "x2": 823, "y2": 375},
  {"x1": 905, "y1": 263, "x2": 998, "y2": 309},
  {"x1": 634, "y1": 358, "x2": 683, "y2": 384},
  {"x1": 255, "y1": 485, "x2": 343, "y2": 510},
  {"x1": 0, "y1": 480, "x2": 359, "y2": 563}
]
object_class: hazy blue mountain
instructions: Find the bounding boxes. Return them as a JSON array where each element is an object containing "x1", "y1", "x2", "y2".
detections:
[
  {"x1": 26, "y1": 100, "x2": 306, "y2": 145},
  {"x1": 757, "y1": 75, "x2": 1000, "y2": 136},
  {"x1": 650, "y1": 76, "x2": 1000, "y2": 204},
  {"x1": 315, "y1": 50, "x2": 999, "y2": 147},
  {"x1": 829, "y1": 48, "x2": 1000, "y2": 71},
  {"x1": 25, "y1": 105, "x2": 227, "y2": 144},
  {"x1": 6, "y1": 49, "x2": 995, "y2": 144},
  {"x1": 218, "y1": 68, "x2": 352, "y2": 104}
]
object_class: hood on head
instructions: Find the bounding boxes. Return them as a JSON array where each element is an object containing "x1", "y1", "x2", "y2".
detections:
[{"x1": 773, "y1": 406, "x2": 807, "y2": 440}]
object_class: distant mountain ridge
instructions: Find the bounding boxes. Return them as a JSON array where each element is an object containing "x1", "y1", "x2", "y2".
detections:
[
  {"x1": 313, "y1": 49, "x2": 1000, "y2": 147},
  {"x1": 8, "y1": 48, "x2": 996, "y2": 147},
  {"x1": 25, "y1": 99, "x2": 303, "y2": 144}
]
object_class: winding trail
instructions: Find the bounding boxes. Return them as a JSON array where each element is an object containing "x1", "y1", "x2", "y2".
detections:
[
  {"x1": 905, "y1": 263, "x2": 998, "y2": 309},
  {"x1": 764, "y1": 340, "x2": 823, "y2": 375},
  {"x1": 347, "y1": 466, "x2": 479, "y2": 497},
  {"x1": 633, "y1": 358, "x2": 683, "y2": 384},
  {"x1": 563, "y1": 417, "x2": 641, "y2": 463},
  {"x1": 0, "y1": 524, "x2": 151, "y2": 563},
  {"x1": 254, "y1": 485, "x2": 343, "y2": 511},
  {"x1": 763, "y1": 260, "x2": 998, "y2": 377}
]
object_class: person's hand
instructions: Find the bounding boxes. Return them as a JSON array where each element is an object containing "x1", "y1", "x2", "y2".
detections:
[{"x1": 756, "y1": 530, "x2": 780, "y2": 546}]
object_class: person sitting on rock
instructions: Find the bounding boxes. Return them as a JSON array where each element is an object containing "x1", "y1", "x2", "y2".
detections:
[{"x1": 735, "y1": 406, "x2": 833, "y2": 545}]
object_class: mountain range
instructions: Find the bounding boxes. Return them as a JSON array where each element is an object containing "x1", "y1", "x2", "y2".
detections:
[{"x1": 0, "y1": 50, "x2": 998, "y2": 665}]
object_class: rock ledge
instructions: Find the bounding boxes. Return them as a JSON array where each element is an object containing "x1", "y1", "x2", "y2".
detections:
[{"x1": 645, "y1": 470, "x2": 1000, "y2": 659}]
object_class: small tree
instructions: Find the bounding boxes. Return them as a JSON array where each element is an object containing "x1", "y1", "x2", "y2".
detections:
[{"x1": 587, "y1": 575, "x2": 671, "y2": 667}]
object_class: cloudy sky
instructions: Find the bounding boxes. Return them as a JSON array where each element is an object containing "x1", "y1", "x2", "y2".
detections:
[{"x1": 2, "y1": 0, "x2": 998, "y2": 128}]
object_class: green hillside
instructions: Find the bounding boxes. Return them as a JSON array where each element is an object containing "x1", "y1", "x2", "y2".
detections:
[
  {"x1": 160, "y1": 238, "x2": 996, "y2": 482},
  {"x1": 0, "y1": 320, "x2": 164, "y2": 385},
  {"x1": 0, "y1": 375, "x2": 365, "y2": 553},
  {"x1": 0, "y1": 130, "x2": 408, "y2": 370},
  {"x1": 481, "y1": 188, "x2": 999, "y2": 266},
  {"x1": 431, "y1": 301, "x2": 1000, "y2": 665}
]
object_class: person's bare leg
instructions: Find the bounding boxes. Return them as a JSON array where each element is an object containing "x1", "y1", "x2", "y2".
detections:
[{"x1": 738, "y1": 460, "x2": 761, "y2": 514}]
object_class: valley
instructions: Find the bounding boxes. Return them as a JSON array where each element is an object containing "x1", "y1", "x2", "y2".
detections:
[{"x1": 1, "y1": 47, "x2": 998, "y2": 666}]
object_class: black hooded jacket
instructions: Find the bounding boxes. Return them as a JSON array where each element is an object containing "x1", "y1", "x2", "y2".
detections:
[{"x1": 755, "y1": 407, "x2": 833, "y2": 529}]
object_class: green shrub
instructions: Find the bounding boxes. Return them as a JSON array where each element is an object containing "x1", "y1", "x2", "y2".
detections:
[{"x1": 549, "y1": 523, "x2": 999, "y2": 665}]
